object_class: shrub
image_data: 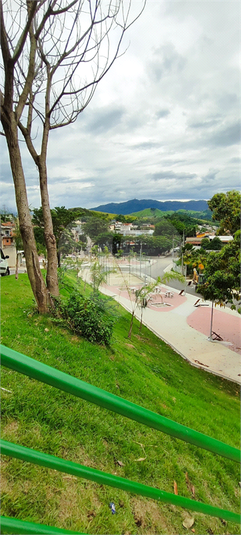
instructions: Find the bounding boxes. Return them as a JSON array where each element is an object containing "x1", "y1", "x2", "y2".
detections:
[{"x1": 60, "y1": 292, "x2": 114, "y2": 345}]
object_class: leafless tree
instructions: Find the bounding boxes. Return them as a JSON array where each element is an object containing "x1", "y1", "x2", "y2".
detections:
[{"x1": 0, "y1": 0, "x2": 146, "y2": 312}]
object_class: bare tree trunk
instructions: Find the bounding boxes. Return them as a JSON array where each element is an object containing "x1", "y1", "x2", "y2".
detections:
[
  {"x1": 128, "y1": 311, "x2": 135, "y2": 339},
  {"x1": 139, "y1": 308, "x2": 143, "y2": 331},
  {"x1": 37, "y1": 157, "x2": 59, "y2": 296},
  {"x1": 2, "y1": 115, "x2": 50, "y2": 313},
  {"x1": 15, "y1": 253, "x2": 18, "y2": 280}
]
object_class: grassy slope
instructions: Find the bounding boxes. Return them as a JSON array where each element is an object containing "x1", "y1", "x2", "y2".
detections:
[
  {"x1": 129, "y1": 208, "x2": 170, "y2": 218},
  {"x1": 0, "y1": 274, "x2": 240, "y2": 535},
  {"x1": 129, "y1": 208, "x2": 212, "y2": 223}
]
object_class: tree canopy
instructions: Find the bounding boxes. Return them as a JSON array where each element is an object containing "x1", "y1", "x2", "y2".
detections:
[
  {"x1": 32, "y1": 207, "x2": 79, "y2": 241},
  {"x1": 83, "y1": 217, "x2": 109, "y2": 241},
  {"x1": 208, "y1": 190, "x2": 241, "y2": 236},
  {"x1": 166, "y1": 213, "x2": 197, "y2": 237},
  {"x1": 201, "y1": 237, "x2": 223, "y2": 250},
  {"x1": 32, "y1": 206, "x2": 79, "y2": 265},
  {"x1": 198, "y1": 231, "x2": 240, "y2": 310},
  {"x1": 153, "y1": 218, "x2": 179, "y2": 238}
]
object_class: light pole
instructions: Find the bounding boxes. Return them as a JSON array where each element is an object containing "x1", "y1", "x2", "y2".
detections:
[
  {"x1": 181, "y1": 230, "x2": 185, "y2": 275},
  {"x1": 208, "y1": 301, "x2": 214, "y2": 342},
  {"x1": 140, "y1": 241, "x2": 142, "y2": 278},
  {"x1": 184, "y1": 264, "x2": 187, "y2": 295}
]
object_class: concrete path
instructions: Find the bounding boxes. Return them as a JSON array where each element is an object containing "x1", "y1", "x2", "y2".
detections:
[{"x1": 81, "y1": 268, "x2": 241, "y2": 384}]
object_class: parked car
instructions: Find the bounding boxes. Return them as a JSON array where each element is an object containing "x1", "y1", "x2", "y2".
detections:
[{"x1": 0, "y1": 248, "x2": 10, "y2": 276}]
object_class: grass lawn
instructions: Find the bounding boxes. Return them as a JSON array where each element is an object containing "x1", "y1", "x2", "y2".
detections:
[{"x1": 0, "y1": 272, "x2": 240, "y2": 535}]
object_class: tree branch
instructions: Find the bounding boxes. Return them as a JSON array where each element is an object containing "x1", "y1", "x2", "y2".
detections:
[
  {"x1": 12, "y1": 1, "x2": 38, "y2": 64},
  {"x1": 0, "y1": 0, "x2": 11, "y2": 65},
  {"x1": 18, "y1": 120, "x2": 39, "y2": 165},
  {"x1": 50, "y1": 0, "x2": 79, "y2": 16}
]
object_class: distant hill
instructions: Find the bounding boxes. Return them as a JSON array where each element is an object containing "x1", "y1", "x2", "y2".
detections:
[
  {"x1": 129, "y1": 207, "x2": 213, "y2": 221},
  {"x1": 130, "y1": 208, "x2": 171, "y2": 218},
  {"x1": 91, "y1": 198, "x2": 209, "y2": 215}
]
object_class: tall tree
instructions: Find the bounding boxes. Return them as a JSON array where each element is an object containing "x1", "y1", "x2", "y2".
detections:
[
  {"x1": 32, "y1": 206, "x2": 80, "y2": 266},
  {"x1": 198, "y1": 231, "x2": 240, "y2": 307},
  {"x1": 154, "y1": 218, "x2": 177, "y2": 238},
  {"x1": 0, "y1": 0, "x2": 146, "y2": 312},
  {"x1": 198, "y1": 230, "x2": 241, "y2": 339},
  {"x1": 83, "y1": 217, "x2": 109, "y2": 241},
  {"x1": 208, "y1": 190, "x2": 241, "y2": 236}
]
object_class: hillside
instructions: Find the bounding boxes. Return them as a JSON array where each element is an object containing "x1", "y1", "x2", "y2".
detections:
[
  {"x1": 130, "y1": 208, "x2": 172, "y2": 218},
  {"x1": 129, "y1": 207, "x2": 212, "y2": 221},
  {"x1": 1, "y1": 272, "x2": 240, "y2": 534},
  {"x1": 91, "y1": 199, "x2": 210, "y2": 215}
]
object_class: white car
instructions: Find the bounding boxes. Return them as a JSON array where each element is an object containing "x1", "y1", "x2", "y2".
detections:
[{"x1": 0, "y1": 248, "x2": 10, "y2": 276}]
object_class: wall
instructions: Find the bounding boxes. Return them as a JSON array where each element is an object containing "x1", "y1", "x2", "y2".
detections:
[{"x1": 2, "y1": 245, "x2": 16, "y2": 267}]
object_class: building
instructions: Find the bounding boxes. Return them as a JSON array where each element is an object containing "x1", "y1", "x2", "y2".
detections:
[
  {"x1": 1, "y1": 221, "x2": 15, "y2": 247},
  {"x1": 0, "y1": 221, "x2": 16, "y2": 267},
  {"x1": 112, "y1": 221, "x2": 154, "y2": 237},
  {"x1": 185, "y1": 235, "x2": 233, "y2": 248}
]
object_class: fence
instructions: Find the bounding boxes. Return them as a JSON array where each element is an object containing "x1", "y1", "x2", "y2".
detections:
[{"x1": 1, "y1": 344, "x2": 240, "y2": 534}]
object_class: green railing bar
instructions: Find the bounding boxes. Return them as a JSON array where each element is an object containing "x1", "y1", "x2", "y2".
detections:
[
  {"x1": 1, "y1": 344, "x2": 240, "y2": 463},
  {"x1": 1, "y1": 440, "x2": 240, "y2": 524},
  {"x1": 0, "y1": 516, "x2": 86, "y2": 535}
]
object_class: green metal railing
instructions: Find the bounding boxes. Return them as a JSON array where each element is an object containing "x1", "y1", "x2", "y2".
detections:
[
  {"x1": 0, "y1": 516, "x2": 85, "y2": 535},
  {"x1": 1, "y1": 344, "x2": 240, "y2": 534}
]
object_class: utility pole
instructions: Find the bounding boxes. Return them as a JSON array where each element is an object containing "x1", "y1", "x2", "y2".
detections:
[
  {"x1": 181, "y1": 230, "x2": 185, "y2": 275},
  {"x1": 140, "y1": 241, "x2": 142, "y2": 278},
  {"x1": 208, "y1": 301, "x2": 214, "y2": 341}
]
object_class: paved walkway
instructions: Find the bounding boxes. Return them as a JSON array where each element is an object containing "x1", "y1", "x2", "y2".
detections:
[{"x1": 81, "y1": 269, "x2": 241, "y2": 384}]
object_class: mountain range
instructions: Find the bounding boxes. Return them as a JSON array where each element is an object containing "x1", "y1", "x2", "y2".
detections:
[{"x1": 91, "y1": 198, "x2": 209, "y2": 215}]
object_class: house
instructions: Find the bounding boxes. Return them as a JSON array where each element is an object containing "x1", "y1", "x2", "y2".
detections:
[
  {"x1": 185, "y1": 234, "x2": 233, "y2": 248},
  {"x1": 1, "y1": 221, "x2": 15, "y2": 247},
  {"x1": 113, "y1": 221, "x2": 154, "y2": 237},
  {"x1": 185, "y1": 237, "x2": 204, "y2": 247},
  {"x1": 1, "y1": 221, "x2": 16, "y2": 267},
  {"x1": 209, "y1": 235, "x2": 233, "y2": 244}
]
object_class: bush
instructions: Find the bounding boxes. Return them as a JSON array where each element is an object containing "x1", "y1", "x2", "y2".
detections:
[{"x1": 60, "y1": 293, "x2": 114, "y2": 345}]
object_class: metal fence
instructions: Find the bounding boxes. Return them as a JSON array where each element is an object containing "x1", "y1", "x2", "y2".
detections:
[{"x1": 1, "y1": 344, "x2": 240, "y2": 534}]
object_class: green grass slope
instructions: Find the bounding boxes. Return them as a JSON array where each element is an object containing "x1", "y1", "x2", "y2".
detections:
[
  {"x1": 0, "y1": 274, "x2": 240, "y2": 534},
  {"x1": 129, "y1": 208, "x2": 171, "y2": 218},
  {"x1": 129, "y1": 208, "x2": 212, "y2": 222}
]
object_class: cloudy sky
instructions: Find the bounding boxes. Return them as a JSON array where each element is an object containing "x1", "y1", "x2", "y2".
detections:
[{"x1": 1, "y1": 0, "x2": 240, "y2": 213}]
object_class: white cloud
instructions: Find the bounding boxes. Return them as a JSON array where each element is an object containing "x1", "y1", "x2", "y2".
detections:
[{"x1": 1, "y1": 0, "x2": 240, "y2": 213}]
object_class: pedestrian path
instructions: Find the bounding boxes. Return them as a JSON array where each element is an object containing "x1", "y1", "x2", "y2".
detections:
[
  {"x1": 101, "y1": 277, "x2": 241, "y2": 385},
  {"x1": 80, "y1": 267, "x2": 241, "y2": 384}
]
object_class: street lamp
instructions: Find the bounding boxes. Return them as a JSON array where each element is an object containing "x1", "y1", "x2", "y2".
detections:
[{"x1": 139, "y1": 241, "x2": 142, "y2": 278}]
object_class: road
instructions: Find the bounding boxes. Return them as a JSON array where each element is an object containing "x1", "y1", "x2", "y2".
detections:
[
  {"x1": 9, "y1": 267, "x2": 27, "y2": 276},
  {"x1": 140, "y1": 255, "x2": 201, "y2": 297},
  {"x1": 9, "y1": 256, "x2": 200, "y2": 297}
]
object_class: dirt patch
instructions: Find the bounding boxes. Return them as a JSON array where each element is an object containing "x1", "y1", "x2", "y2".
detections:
[
  {"x1": 21, "y1": 480, "x2": 33, "y2": 495},
  {"x1": 58, "y1": 480, "x2": 101, "y2": 526},
  {"x1": 71, "y1": 335, "x2": 80, "y2": 343},
  {"x1": 134, "y1": 334, "x2": 146, "y2": 341},
  {"x1": 57, "y1": 481, "x2": 80, "y2": 523},
  {"x1": 131, "y1": 497, "x2": 170, "y2": 531},
  {"x1": 3, "y1": 420, "x2": 19, "y2": 437},
  {"x1": 0, "y1": 474, "x2": 11, "y2": 494},
  {"x1": 132, "y1": 499, "x2": 146, "y2": 527}
]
